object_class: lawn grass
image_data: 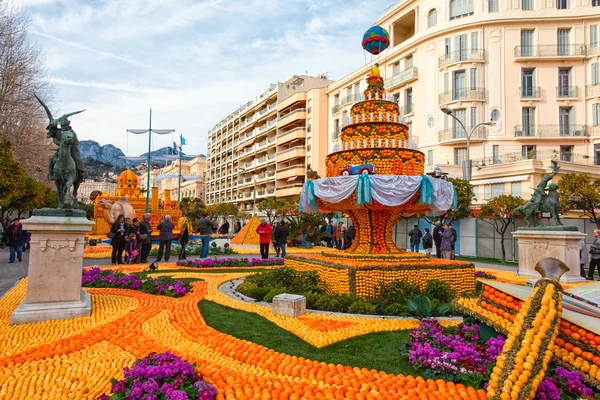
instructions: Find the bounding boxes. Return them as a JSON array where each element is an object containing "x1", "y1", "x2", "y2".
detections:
[{"x1": 199, "y1": 300, "x2": 418, "y2": 375}]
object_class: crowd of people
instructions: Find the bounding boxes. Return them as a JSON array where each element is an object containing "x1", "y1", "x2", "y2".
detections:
[{"x1": 408, "y1": 222, "x2": 458, "y2": 260}]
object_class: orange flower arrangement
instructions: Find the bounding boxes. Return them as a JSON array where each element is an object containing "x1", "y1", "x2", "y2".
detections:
[{"x1": 325, "y1": 148, "x2": 424, "y2": 177}]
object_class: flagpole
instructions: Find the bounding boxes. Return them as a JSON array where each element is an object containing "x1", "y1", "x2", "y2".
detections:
[
  {"x1": 178, "y1": 135, "x2": 182, "y2": 203},
  {"x1": 146, "y1": 109, "x2": 152, "y2": 214}
]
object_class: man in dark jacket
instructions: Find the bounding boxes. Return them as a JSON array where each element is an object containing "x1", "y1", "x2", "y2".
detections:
[
  {"x1": 138, "y1": 214, "x2": 153, "y2": 263},
  {"x1": 7, "y1": 218, "x2": 25, "y2": 263},
  {"x1": 198, "y1": 213, "x2": 213, "y2": 258},
  {"x1": 422, "y1": 228, "x2": 433, "y2": 256},
  {"x1": 156, "y1": 215, "x2": 174, "y2": 262},
  {"x1": 274, "y1": 220, "x2": 289, "y2": 258},
  {"x1": 408, "y1": 225, "x2": 422, "y2": 253},
  {"x1": 449, "y1": 223, "x2": 458, "y2": 260},
  {"x1": 347, "y1": 225, "x2": 356, "y2": 248},
  {"x1": 432, "y1": 222, "x2": 443, "y2": 258}
]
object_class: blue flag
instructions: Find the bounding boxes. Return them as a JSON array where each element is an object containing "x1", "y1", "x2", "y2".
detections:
[
  {"x1": 180, "y1": 136, "x2": 187, "y2": 146},
  {"x1": 172, "y1": 141, "x2": 178, "y2": 155}
]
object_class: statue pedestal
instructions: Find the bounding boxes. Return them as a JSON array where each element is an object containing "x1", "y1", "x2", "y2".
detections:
[
  {"x1": 512, "y1": 229, "x2": 587, "y2": 283},
  {"x1": 10, "y1": 211, "x2": 94, "y2": 325}
]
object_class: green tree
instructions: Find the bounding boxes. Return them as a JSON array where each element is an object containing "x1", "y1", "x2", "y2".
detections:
[
  {"x1": 476, "y1": 194, "x2": 526, "y2": 263},
  {"x1": 257, "y1": 198, "x2": 293, "y2": 224},
  {"x1": 0, "y1": 140, "x2": 28, "y2": 218},
  {"x1": 179, "y1": 198, "x2": 206, "y2": 232},
  {"x1": 421, "y1": 178, "x2": 475, "y2": 224},
  {"x1": 559, "y1": 173, "x2": 600, "y2": 228}
]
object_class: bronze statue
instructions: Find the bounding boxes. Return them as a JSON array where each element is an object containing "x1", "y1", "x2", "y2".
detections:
[
  {"x1": 35, "y1": 95, "x2": 85, "y2": 209},
  {"x1": 513, "y1": 160, "x2": 562, "y2": 227}
]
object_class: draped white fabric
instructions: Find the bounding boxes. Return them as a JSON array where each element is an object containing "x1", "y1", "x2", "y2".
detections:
[
  {"x1": 182, "y1": 175, "x2": 201, "y2": 181},
  {"x1": 157, "y1": 174, "x2": 178, "y2": 180},
  {"x1": 302, "y1": 175, "x2": 456, "y2": 212},
  {"x1": 126, "y1": 129, "x2": 149, "y2": 134},
  {"x1": 428, "y1": 177, "x2": 454, "y2": 212},
  {"x1": 152, "y1": 129, "x2": 176, "y2": 134},
  {"x1": 369, "y1": 175, "x2": 422, "y2": 206}
]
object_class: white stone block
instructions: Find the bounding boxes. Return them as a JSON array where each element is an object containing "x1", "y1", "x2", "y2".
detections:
[{"x1": 272, "y1": 294, "x2": 306, "y2": 317}]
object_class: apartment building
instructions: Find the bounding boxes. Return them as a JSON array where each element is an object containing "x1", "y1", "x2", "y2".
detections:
[
  {"x1": 328, "y1": 0, "x2": 600, "y2": 204},
  {"x1": 206, "y1": 75, "x2": 332, "y2": 212},
  {"x1": 156, "y1": 156, "x2": 207, "y2": 202}
]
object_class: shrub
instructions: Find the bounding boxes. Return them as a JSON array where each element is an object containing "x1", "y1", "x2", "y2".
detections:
[
  {"x1": 378, "y1": 280, "x2": 421, "y2": 304},
  {"x1": 263, "y1": 288, "x2": 287, "y2": 303},
  {"x1": 348, "y1": 301, "x2": 376, "y2": 315},
  {"x1": 424, "y1": 279, "x2": 455, "y2": 304},
  {"x1": 384, "y1": 303, "x2": 405, "y2": 316}
]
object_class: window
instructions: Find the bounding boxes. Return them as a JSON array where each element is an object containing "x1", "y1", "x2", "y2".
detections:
[
  {"x1": 392, "y1": 61, "x2": 400, "y2": 75},
  {"x1": 334, "y1": 119, "x2": 340, "y2": 139},
  {"x1": 443, "y1": 73, "x2": 449, "y2": 92},
  {"x1": 522, "y1": 107, "x2": 535, "y2": 136},
  {"x1": 453, "y1": 70, "x2": 466, "y2": 100},
  {"x1": 452, "y1": 109, "x2": 466, "y2": 138},
  {"x1": 520, "y1": 30, "x2": 534, "y2": 56},
  {"x1": 455, "y1": 34, "x2": 468, "y2": 60},
  {"x1": 557, "y1": 67, "x2": 572, "y2": 97},
  {"x1": 427, "y1": 116, "x2": 435, "y2": 128},
  {"x1": 522, "y1": 0, "x2": 534, "y2": 10},
  {"x1": 307, "y1": 156, "x2": 312, "y2": 170},
  {"x1": 594, "y1": 0, "x2": 599, "y2": 6},
  {"x1": 428, "y1": 9, "x2": 437, "y2": 28},
  {"x1": 470, "y1": 68, "x2": 477, "y2": 90},
  {"x1": 591, "y1": 25, "x2": 598, "y2": 48},
  {"x1": 444, "y1": 113, "x2": 449, "y2": 130},
  {"x1": 334, "y1": 94, "x2": 340, "y2": 106},
  {"x1": 471, "y1": 32, "x2": 479, "y2": 54},
  {"x1": 556, "y1": 0, "x2": 568, "y2": 9},
  {"x1": 484, "y1": 185, "x2": 492, "y2": 200},
  {"x1": 491, "y1": 109, "x2": 500, "y2": 121},
  {"x1": 307, "y1": 99, "x2": 312, "y2": 114},
  {"x1": 511, "y1": 182, "x2": 522, "y2": 197},
  {"x1": 492, "y1": 145, "x2": 500, "y2": 164},
  {"x1": 455, "y1": 147, "x2": 468, "y2": 166},
  {"x1": 470, "y1": 107, "x2": 477, "y2": 127},
  {"x1": 489, "y1": 0, "x2": 499, "y2": 12},
  {"x1": 492, "y1": 183, "x2": 505, "y2": 197},
  {"x1": 521, "y1": 68, "x2": 535, "y2": 97},
  {"x1": 405, "y1": 88, "x2": 413, "y2": 114},
  {"x1": 450, "y1": 0, "x2": 474, "y2": 20},
  {"x1": 407, "y1": 122, "x2": 413, "y2": 138},
  {"x1": 428, "y1": 150, "x2": 433, "y2": 165},
  {"x1": 307, "y1": 118, "x2": 312, "y2": 133},
  {"x1": 594, "y1": 104, "x2": 600, "y2": 126},
  {"x1": 560, "y1": 145, "x2": 573, "y2": 162},
  {"x1": 559, "y1": 107, "x2": 572, "y2": 136},
  {"x1": 444, "y1": 38, "x2": 451, "y2": 56},
  {"x1": 557, "y1": 29, "x2": 570, "y2": 56},
  {"x1": 522, "y1": 145, "x2": 536, "y2": 160},
  {"x1": 406, "y1": 55, "x2": 413, "y2": 69},
  {"x1": 393, "y1": 93, "x2": 400, "y2": 104}
]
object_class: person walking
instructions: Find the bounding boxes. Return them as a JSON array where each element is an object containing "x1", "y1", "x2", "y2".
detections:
[
  {"x1": 449, "y1": 223, "x2": 458, "y2": 260},
  {"x1": 138, "y1": 214, "x2": 153, "y2": 263},
  {"x1": 0, "y1": 221, "x2": 4, "y2": 249},
  {"x1": 440, "y1": 223, "x2": 454, "y2": 260},
  {"x1": 580, "y1": 237, "x2": 589, "y2": 278},
  {"x1": 325, "y1": 221, "x2": 334, "y2": 247},
  {"x1": 198, "y1": 213, "x2": 213, "y2": 258},
  {"x1": 422, "y1": 228, "x2": 433, "y2": 256},
  {"x1": 256, "y1": 219, "x2": 272, "y2": 259},
  {"x1": 109, "y1": 215, "x2": 128, "y2": 265},
  {"x1": 7, "y1": 218, "x2": 25, "y2": 263},
  {"x1": 179, "y1": 222, "x2": 190, "y2": 261},
  {"x1": 156, "y1": 215, "x2": 174, "y2": 262},
  {"x1": 272, "y1": 222, "x2": 281, "y2": 257},
  {"x1": 274, "y1": 220, "x2": 289, "y2": 258},
  {"x1": 233, "y1": 221, "x2": 241, "y2": 235},
  {"x1": 588, "y1": 229, "x2": 600, "y2": 280},
  {"x1": 408, "y1": 225, "x2": 422, "y2": 253},
  {"x1": 432, "y1": 223, "x2": 443, "y2": 258}
]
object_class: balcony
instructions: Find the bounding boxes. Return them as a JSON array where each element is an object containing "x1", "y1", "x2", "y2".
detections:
[
  {"x1": 438, "y1": 88, "x2": 485, "y2": 106},
  {"x1": 556, "y1": 86, "x2": 578, "y2": 100},
  {"x1": 276, "y1": 183, "x2": 304, "y2": 198},
  {"x1": 514, "y1": 44, "x2": 586, "y2": 61},
  {"x1": 438, "y1": 126, "x2": 487, "y2": 145},
  {"x1": 277, "y1": 127, "x2": 307, "y2": 145},
  {"x1": 267, "y1": 153, "x2": 276, "y2": 162},
  {"x1": 276, "y1": 146, "x2": 306, "y2": 163},
  {"x1": 587, "y1": 84, "x2": 600, "y2": 99},
  {"x1": 277, "y1": 164, "x2": 305, "y2": 180},
  {"x1": 341, "y1": 94, "x2": 362, "y2": 106},
  {"x1": 277, "y1": 108, "x2": 307, "y2": 128},
  {"x1": 519, "y1": 86, "x2": 541, "y2": 100},
  {"x1": 472, "y1": 150, "x2": 595, "y2": 166},
  {"x1": 384, "y1": 67, "x2": 418, "y2": 90},
  {"x1": 438, "y1": 50, "x2": 485, "y2": 69},
  {"x1": 590, "y1": 126, "x2": 600, "y2": 137},
  {"x1": 255, "y1": 157, "x2": 266, "y2": 167},
  {"x1": 332, "y1": 104, "x2": 340, "y2": 114},
  {"x1": 589, "y1": 46, "x2": 600, "y2": 57},
  {"x1": 266, "y1": 187, "x2": 276, "y2": 195},
  {"x1": 514, "y1": 125, "x2": 588, "y2": 138},
  {"x1": 267, "y1": 136, "x2": 276, "y2": 147},
  {"x1": 266, "y1": 170, "x2": 276, "y2": 180}
]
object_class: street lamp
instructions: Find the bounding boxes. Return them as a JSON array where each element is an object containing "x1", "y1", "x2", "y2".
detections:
[
  {"x1": 441, "y1": 107, "x2": 496, "y2": 181},
  {"x1": 238, "y1": 168, "x2": 257, "y2": 216}
]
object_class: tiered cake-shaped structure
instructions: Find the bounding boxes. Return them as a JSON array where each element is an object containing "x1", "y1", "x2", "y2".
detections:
[{"x1": 318, "y1": 74, "x2": 430, "y2": 254}]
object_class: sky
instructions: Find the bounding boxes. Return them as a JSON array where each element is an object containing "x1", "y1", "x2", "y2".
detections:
[{"x1": 16, "y1": 0, "x2": 395, "y2": 157}]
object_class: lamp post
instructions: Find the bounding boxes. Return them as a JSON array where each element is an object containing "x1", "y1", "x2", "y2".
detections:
[
  {"x1": 441, "y1": 107, "x2": 496, "y2": 181},
  {"x1": 238, "y1": 168, "x2": 257, "y2": 216}
]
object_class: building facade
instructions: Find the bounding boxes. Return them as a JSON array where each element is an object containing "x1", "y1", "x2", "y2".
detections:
[
  {"x1": 156, "y1": 156, "x2": 207, "y2": 202},
  {"x1": 328, "y1": 0, "x2": 600, "y2": 204},
  {"x1": 77, "y1": 179, "x2": 117, "y2": 203},
  {"x1": 206, "y1": 75, "x2": 332, "y2": 212}
]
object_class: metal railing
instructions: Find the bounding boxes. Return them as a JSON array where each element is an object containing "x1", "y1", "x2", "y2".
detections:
[
  {"x1": 438, "y1": 126, "x2": 486, "y2": 142},
  {"x1": 277, "y1": 126, "x2": 306, "y2": 139},
  {"x1": 514, "y1": 44, "x2": 586, "y2": 58},
  {"x1": 586, "y1": 84, "x2": 600, "y2": 97},
  {"x1": 277, "y1": 164, "x2": 305, "y2": 173},
  {"x1": 556, "y1": 86, "x2": 578, "y2": 98},
  {"x1": 384, "y1": 67, "x2": 419, "y2": 89},
  {"x1": 589, "y1": 46, "x2": 600, "y2": 56},
  {"x1": 277, "y1": 146, "x2": 305, "y2": 156},
  {"x1": 520, "y1": 86, "x2": 541, "y2": 99},
  {"x1": 472, "y1": 150, "x2": 595, "y2": 166},
  {"x1": 439, "y1": 88, "x2": 486, "y2": 104},
  {"x1": 341, "y1": 94, "x2": 362, "y2": 105},
  {"x1": 438, "y1": 49, "x2": 485, "y2": 67},
  {"x1": 590, "y1": 126, "x2": 600, "y2": 137},
  {"x1": 514, "y1": 124, "x2": 588, "y2": 138},
  {"x1": 400, "y1": 103, "x2": 413, "y2": 115},
  {"x1": 278, "y1": 108, "x2": 306, "y2": 123}
]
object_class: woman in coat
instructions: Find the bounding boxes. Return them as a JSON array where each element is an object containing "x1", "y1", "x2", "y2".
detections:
[
  {"x1": 440, "y1": 224, "x2": 454, "y2": 260},
  {"x1": 179, "y1": 223, "x2": 190, "y2": 261},
  {"x1": 580, "y1": 237, "x2": 590, "y2": 278},
  {"x1": 156, "y1": 215, "x2": 174, "y2": 262},
  {"x1": 110, "y1": 215, "x2": 128, "y2": 264}
]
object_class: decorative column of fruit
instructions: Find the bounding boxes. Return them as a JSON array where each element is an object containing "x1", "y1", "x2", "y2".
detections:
[{"x1": 338, "y1": 76, "x2": 419, "y2": 254}]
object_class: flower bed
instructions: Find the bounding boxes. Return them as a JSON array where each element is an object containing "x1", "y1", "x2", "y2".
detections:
[
  {"x1": 83, "y1": 267, "x2": 188, "y2": 297},
  {"x1": 149, "y1": 242, "x2": 237, "y2": 257},
  {"x1": 286, "y1": 254, "x2": 475, "y2": 297},
  {"x1": 99, "y1": 351, "x2": 216, "y2": 400},
  {"x1": 176, "y1": 257, "x2": 284, "y2": 268}
]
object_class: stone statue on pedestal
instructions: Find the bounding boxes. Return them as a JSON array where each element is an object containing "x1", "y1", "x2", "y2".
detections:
[{"x1": 513, "y1": 160, "x2": 562, "y2": 227}]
